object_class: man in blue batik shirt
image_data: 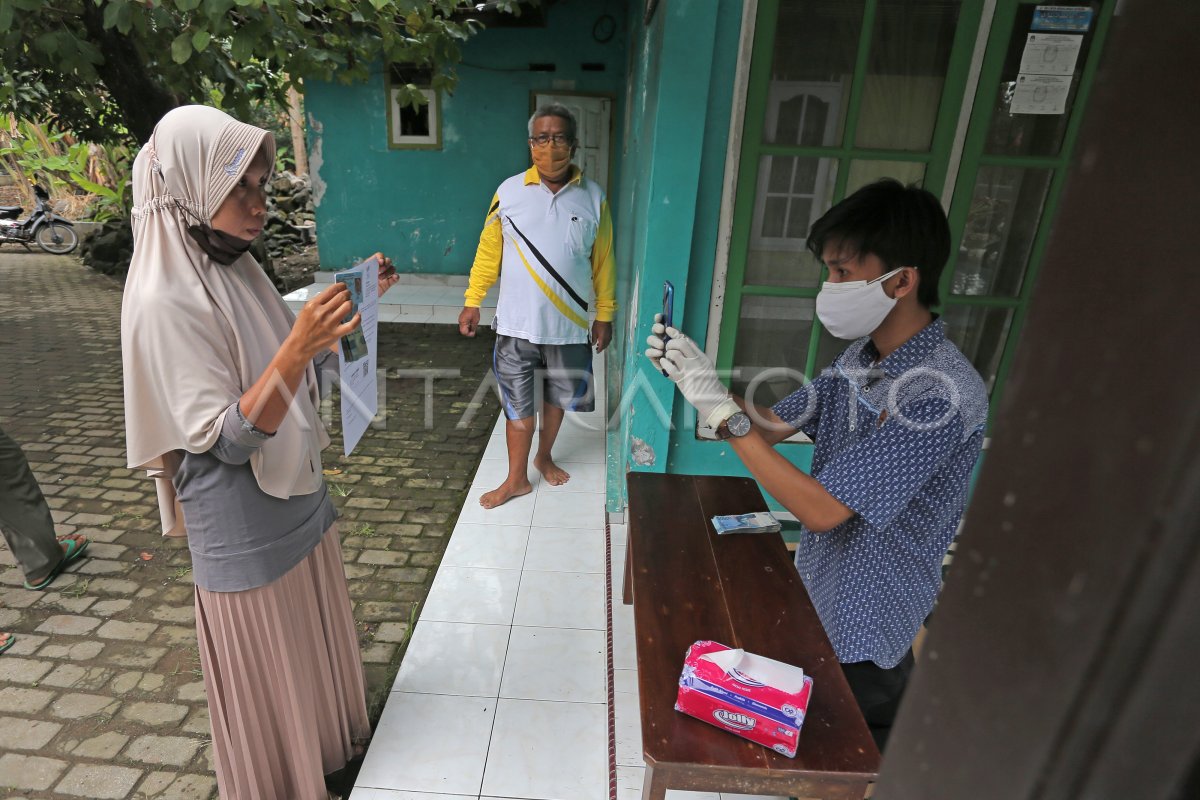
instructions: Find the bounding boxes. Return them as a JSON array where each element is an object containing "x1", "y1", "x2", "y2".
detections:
[{"x1": 646, "y1": 179, "x2": 988, "y2": 749}]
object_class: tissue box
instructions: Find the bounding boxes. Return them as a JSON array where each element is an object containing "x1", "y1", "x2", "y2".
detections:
[{"x1": 675, "y1": 640, "x2": 813, "y2": 758}]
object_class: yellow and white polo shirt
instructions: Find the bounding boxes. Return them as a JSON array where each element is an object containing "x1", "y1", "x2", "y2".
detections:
[{"x1": 464, "y1": 165, "x2": 617, "y2": 345}]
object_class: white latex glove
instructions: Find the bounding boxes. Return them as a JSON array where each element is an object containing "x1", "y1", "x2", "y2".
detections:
[
  {"x1": 658, "y1": 329, "x2": 741, "y2": 430},
  {"x1": 644, "y1": 312, "x2": 668, "y2": 371}
]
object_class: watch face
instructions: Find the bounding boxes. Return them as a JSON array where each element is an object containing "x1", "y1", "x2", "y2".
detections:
[{"x1": 727, "y1": 412, "x2": 751, "y2": 437}]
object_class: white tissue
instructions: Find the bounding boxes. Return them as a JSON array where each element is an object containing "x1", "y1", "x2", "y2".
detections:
[{"x1": 700, "y1": 648, "x2": 808, "y2": 694}]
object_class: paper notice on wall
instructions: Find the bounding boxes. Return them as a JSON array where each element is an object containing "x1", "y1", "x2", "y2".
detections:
[
  {"x1": 335, "y1": 257, "x2": 379, "y2": 457},
  {"x1": 1011, "y1": 74, "x2": 1073, "y2": 115},
  {"x1": 1019, "y1": 33, "x2": 1083, "y2": 76}
]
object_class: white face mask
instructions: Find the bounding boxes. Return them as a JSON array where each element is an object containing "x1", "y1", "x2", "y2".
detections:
[{"x1": 816, "y1": 267, "x2": 905, "y2": 340}]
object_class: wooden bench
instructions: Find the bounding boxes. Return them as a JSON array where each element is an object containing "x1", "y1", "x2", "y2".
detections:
[{"x1": 623, "y1": 472, "x2": 879, "y2": 800}]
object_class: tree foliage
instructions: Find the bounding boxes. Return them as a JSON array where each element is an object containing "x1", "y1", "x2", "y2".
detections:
[{"x1": 0, "y1": 0, "x2": 528, "y2": 145}]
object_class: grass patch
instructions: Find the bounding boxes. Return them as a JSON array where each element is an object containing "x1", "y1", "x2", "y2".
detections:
[{"x1": 62, "y1": 578, "x2": 90, "y2": 598}]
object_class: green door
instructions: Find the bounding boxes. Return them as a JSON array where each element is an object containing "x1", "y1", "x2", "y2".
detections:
[
  {"x1": 717, "y1": 0, "x2": 1113, "y2": 431},
  {"x1": 718, "y1": 0, "x2": 984, "y2": 414}
]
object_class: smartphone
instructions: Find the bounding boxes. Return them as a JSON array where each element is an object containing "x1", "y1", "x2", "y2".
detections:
[{"x1": 660, "y1": 280, "x2": 674, "y2": 376}]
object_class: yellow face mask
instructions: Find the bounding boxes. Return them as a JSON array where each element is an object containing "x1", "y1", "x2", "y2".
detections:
[{"x1": 531, "y1": 143, "x2": 573, "y2": 181}]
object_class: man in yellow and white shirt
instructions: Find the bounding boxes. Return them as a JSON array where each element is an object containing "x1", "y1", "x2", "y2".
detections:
[{"x1": 459, "y1": 104, "x2": 617, "y2": 508}]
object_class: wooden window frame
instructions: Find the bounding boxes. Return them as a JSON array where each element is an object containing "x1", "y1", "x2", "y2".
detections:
[{"x1": 386, "y1": 69, "x2": 442, "y2": 151}]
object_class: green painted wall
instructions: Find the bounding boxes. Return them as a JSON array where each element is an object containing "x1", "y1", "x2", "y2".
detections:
[
  {"x1": 604, "y1": 0, "x2": 746, "y2": 512},
  {"x1": 604, "y1": 2, "x2": 660, "y2": 512},
  {"x1": 603, "y1": 1, "x2": 819, "y2": 516},
  {"x1": 305, "y1": 1, "x2": 629, "y2": 272}
]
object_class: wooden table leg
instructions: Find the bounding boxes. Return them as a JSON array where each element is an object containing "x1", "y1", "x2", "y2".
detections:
[
  {"x1": 832, "y1": 780, "x2": 873, "y2": 799},
  {"x1": 622, "y1": 538, "x2": 633, "y2": 605},
  {"x1": 640, "y1": 764, "x2": 667, "y2": 800}
]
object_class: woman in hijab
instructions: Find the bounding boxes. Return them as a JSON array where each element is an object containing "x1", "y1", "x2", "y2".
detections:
[{"x1": 121, "y1": 105, "x2": 397, "y2": 799}]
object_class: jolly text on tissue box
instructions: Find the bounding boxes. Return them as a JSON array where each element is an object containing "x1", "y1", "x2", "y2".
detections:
[{"x1": 675, "y1": 640, "x2": 813, "y2": 758}]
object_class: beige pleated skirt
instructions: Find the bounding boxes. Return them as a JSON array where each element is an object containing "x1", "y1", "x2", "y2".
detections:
[{"x1": 194, "y1": 525, "x2": 370, "y2": 800}]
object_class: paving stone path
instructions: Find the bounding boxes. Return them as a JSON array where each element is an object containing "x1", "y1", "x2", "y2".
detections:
[{"x1": 0, "y1": 252, "x2": 498, "y2": 799}]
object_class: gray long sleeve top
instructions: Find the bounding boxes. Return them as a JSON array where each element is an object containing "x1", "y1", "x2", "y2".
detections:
[{"x1": 171, "y1": 354, "x2": 339, "y2": 592}]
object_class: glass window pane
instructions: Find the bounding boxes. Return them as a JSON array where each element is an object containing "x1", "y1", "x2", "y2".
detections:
[
  {"x1": 746, "y1": 156, "x2": 839, "y2": 288},
  {"x1": 951, "y1": 166, "x2": 1052, "y2": 297},
  {"x1": 983, "y1": 2, "x2": 1101, "y2": 157},
  {"x1": 800, "y1": 96, "x2": 831, "y2": 146},
  {"x1": 856, "y1": 0, "x2": 962, "y2": 151},
  {"x1": 776, "y1": 95, "x2": 807, "y2": 146},
  {"x1": 845, "y1": 159, "x2": 927, "y2": 196},
  {"x1": 792, "y1": 158, "x2": 818, "y2": 194},
  {"x1": 785, "y1": 198, "x2": 814, "y2": 239},
  {"x1": 942, "y1": 304, "x2": 1014, "y2": 394},
  {"x1": 732, "y1": 296, "x2": 816, "y2": 407},
  {"x1": 767, "y1": 158, "x2": 793, "y2": 193},
  {"x1": 765, "y1": 1, "x2": 866, "y2": 146},
  {"x1": 745, "y1": 249, "x2": 825, "y2": 291},
  {"x1": 761, "y1": 197, "x2": 788, "y2": 238}
]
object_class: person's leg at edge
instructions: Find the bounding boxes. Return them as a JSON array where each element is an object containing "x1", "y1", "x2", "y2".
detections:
[
  {"x1": 480, "y1": 415, "x2": 536, "y2": 508},
  {"x1": 0, "y1": 425, "x2": 84, "y2": 586},
  {"x1": 839, "y1": 649, "x2": 915, "y2": 751},
  {"x1": 533, "y1": 402, "x2": 570, "y2": 486}
]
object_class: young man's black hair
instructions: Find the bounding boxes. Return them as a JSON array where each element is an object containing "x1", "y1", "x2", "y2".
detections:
[{"x1": 806, "y1": 179, "x2": 951, "y2": 308}]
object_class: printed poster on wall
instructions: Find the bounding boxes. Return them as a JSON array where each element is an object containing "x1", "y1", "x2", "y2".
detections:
[
  {"x1": 335, "y1": 256, "x2": 379, "y2": 457},
  {"x1": 1010, "y1": 74, "x2": 1072, "y2": 115},
  {"x1": 1019, "y1": 33, "x2": 1083, "y2": 76}
]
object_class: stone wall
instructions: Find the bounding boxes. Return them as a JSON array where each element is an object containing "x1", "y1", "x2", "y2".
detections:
[
  {"x1": 263, "y1": 170, "x2": 316, "y2": 259},
  {"x1": 78, "y1": 219, "x2": 133, "y2": 279}
]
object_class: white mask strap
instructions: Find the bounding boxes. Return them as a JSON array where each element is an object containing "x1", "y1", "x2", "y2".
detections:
[{"x1": 868, "y1": 267, "x2": 908, "y2": 285}]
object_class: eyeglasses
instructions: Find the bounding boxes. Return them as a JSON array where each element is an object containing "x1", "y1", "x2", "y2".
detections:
[{"x1": 529, "y1": 133, "x2": 573, "y2": 147}]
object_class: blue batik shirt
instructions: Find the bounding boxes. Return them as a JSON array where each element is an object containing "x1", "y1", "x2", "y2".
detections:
[{"x1": 771, "y1": 318, "x2": 988, "y2": 669}]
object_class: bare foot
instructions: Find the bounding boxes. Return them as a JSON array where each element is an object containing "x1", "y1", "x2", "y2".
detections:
[
  {"x1": 0, "y1": 631, "x2": 13, "y2": 653},
  {"x1": 480, "y1": 479, "x2": 533, "y2": 509},
  {"x1": 533, "y1": 455, "x2": 571, "y2": 486}
]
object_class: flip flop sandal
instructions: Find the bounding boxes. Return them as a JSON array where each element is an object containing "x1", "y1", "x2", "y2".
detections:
[
  {"x1": 23, "y1": 536, "x2": 90, "y2": 591},
  {"x1": 0, "y1": 633, "x2": 14, "y2": 655}
]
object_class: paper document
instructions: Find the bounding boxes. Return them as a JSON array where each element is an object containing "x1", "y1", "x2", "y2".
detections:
[
  {"x1": 1011, "y1": 74, "x2": 1072, "y2": 115},
  {"x1": 335, "y1": 257, "x2": 379, "y2": 457},
  {"x1": 1019, "y1": 33, "x2": 1082, "y2": 76}
]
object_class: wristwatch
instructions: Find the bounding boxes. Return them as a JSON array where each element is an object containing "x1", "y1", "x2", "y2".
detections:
[{"x1": 716, "y1": 411, "x2": 751, "y2": 440}]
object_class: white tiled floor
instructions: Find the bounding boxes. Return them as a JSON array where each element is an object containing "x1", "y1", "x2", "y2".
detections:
[
  {"x1": 347, "y1": 281, "x2": 784, "y2": 800},
  {"x1": 352, "y1": 426, "x2": 610, "y2": 798}
]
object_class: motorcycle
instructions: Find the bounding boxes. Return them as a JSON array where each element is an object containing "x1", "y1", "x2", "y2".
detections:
[{"x1": 0, "y1": 182, "x2": 79, "y2": 254}]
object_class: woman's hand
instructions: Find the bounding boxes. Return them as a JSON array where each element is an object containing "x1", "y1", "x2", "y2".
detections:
[
  {"x1": 288, "y1": 282, "x2": 360, "y2": 361},
  {"x1": 375, "y1": 252, "x2": 399, "y2": 297}
]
